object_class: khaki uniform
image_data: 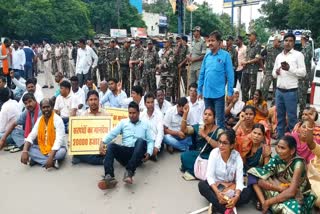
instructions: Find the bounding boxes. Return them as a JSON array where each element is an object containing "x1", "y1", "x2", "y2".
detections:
[
  {"x1": 189, "y1": 38, "x2": 206, "y2": 84},
  {"x1": 241, "y1": 41, "x2": 262, "y2": 102}
]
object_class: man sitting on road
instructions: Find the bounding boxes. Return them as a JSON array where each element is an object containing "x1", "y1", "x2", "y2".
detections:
[
  {"x1": 155, "y1": 88, "x2": 172, "y2": 116},
  {"x1": 121, "y1": 85, "x2": 145, "y2": 111},
  {"x1": 140, "y1": 92, "x2": 164, "y2": 160},
  {"x1": 98, "y1": 80, "x2": 109, "y2": 100},
  {"x1": 0, "y1": 93, "x2": 41, "y2": 153},
  {"x1": 70, "y1": 76, "x2": 85, "y2": 116},
  {"x1": 72, "y1": 90, "x2": 109, "y2": 165},
  {"x1": 100, "y1": 78, "x2": 127, "y2": 108},
  {"x1": 186, "y1": 83, "x2": 205, "y2": 126},
  {"x1": 98, "y1": 101, "x2": 154, "y2": 190},
  {"x1": 54, "y1": 80, "x2": 73, "y2": 133},
  {"x1": 21, "y1": 98, "x2": 67, "y2": 169},
  {"x1": 163, "y1": 97, "x2": 192, "y2": 153},
  {"x1": 18, "y1": 77, "x2": 44, "y2": 111}
]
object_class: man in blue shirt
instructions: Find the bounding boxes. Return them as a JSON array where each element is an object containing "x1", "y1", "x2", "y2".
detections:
[
  {"x1": 197, "y1": 31, "x2": 234, "y2": 128},
  {"x1": 98, "y1": 101, "x2": 154, "y2": 190},
  {"x1": 23, "y1": 40, "x2": 35, "y2": 79},
  {"x1": 100, "y1": 78, "x2": 127, "y2": 108}
]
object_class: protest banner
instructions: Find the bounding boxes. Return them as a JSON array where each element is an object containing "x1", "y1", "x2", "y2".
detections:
[
  {"x1": 106, "y1": 107, "x2": 128, "y2": 128},
  {"x1": 68, "y1": 116, "x2": 112, "y2": 155}
]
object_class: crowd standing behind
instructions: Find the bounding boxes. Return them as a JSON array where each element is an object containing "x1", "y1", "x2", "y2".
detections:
[{"x1": 0, "y1": 29, "x2": 319, "y2": 214}]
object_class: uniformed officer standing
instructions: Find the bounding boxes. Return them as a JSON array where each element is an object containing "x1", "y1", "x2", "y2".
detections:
[
  {"x1": 97, "y1": 38, "x2": 107, "y2": 83},
  {"x1": 241, "y1": 31, "x2": 262, "y2": 102},
  {"x1": 140, "y1": 39, "x2": 159, "y2": 94},
  {"x1": 174, "y1": 35, "x2": 188, "y2": 97},
  {"x1": 187, "y1": 26, "x2": 206, "y2": 85},
  {"x1": 129, "y1": 37, "x2": 144, "y2": 87},
  {"x1": 158, "y1": 39, "x2": 175, "y2": 102},
  {"x1": 225, "y1": 36, "x2": 238, "y2": 73},
  {"x1": 118, "y1": 38, "x2": 132, "y2": 95},
  {"x1": 106, "y1": 39, "x2": 120, "y2": 80},
  {"x1": 261, "y1": 35, "x2": 282, "y2": 104},
  {"x1": 299, "y1": 32, "x2": 313, "y2": 116}
]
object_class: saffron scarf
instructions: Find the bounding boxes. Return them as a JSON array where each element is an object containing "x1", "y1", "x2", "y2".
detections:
[
  {"x1": 24, "y1": 103, "x2": 40, "y2": 138},
  {"x1": 37, "y1": 113, "x2": 56, "y2": 155},
  {"x1": 1, "y1": 44, "x2": 9, "y2": 75}
]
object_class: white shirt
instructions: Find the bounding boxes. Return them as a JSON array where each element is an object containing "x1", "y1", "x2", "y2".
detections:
[
  {"x1": 140, "y1": 109, "x2": 164, "y2": 149},
  {"x1": 55, "y1": 47, "x2": 62, "y2": 57},
  {"x1": 99, "y1": 89, "x2": 110, "y2": 101},
  {"x1": 272, "y1": 49, "x2": 306, "y2": 89},
  {"x1": 206, "y1": 148, "x2": 245, "y2": 191},
  {"x1": 163, "y1": 105, "x2": 183, "y2": 131},
  {"x1": 236, "y1": 45, "x2": 247, "y2": 71},
  {"x1": 155, "y1": 99, "x2": 172, "y2": 116},
  {"x1": 25, "y1": 113, "x2": 66, "y2": 150},
  {"x1": 121, "y1": 97, "x2": 146, "y2": 111},
  {"x1": 0, "y1": 99, "x2": 20, "y2": 133},
  {"x1": 187, "y1": 96, "x2": 205, "y2": 125},
  {"x1": 71, "y1": 88, "x2": 86, "y2": 115},
  {"x1": 230, "y1": 100, "x2": 245, "y2": 117},
  {"x1": 54, "y1": 93, "x2": 73, "y2": 118},
  {"x1": 18, "y1": 86, "x2": 44, "y2": 111},
  {"x1": 12, "y1": 48, "x2": 26, "y2": 70},
  {"x1": 76, "y1": 45, "x2": 98, "y2": 75},
  {"x1": 43, "y1": 44, "x2": 52, "y2": 60}
]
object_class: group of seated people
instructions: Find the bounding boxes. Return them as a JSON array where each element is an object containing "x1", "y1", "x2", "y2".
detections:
[{"x1": 1, "y1": 72, "x2": 320, "y2": 213}]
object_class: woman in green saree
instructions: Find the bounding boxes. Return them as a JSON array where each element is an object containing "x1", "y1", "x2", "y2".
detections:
[
  {"x1": 247, "y1": 135, "x2": 316, "y2": 214},
  {"x1": 180, "y1": 105, "x2": 223, "y2": 177}
]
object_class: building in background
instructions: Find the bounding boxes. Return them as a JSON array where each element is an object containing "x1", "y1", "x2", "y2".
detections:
[
  {"x1": 130, "y1": 0, "x2": 143, "y2": 14},
  {"x1": 142, "y1": 12, "x2": 168, "y2": 36}
]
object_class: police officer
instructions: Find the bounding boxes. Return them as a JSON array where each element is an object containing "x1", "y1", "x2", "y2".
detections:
[
  {"x1": 158, "y1": 39, "x2": 175, "y2": 102},
  {"x1": 241, "y1": 31, "x2": 262, "y2": 102},
  {"x1": 299, "y1": 32, "x2": 313, "y2": 116},
  {"x1": 225, "y1": 36, "x2": 238, "y2": 74},
  {"x1": 118, "y1": 38, "x2": 132, "y2": 95},
  {"x1": 97, "y1": 38, "x2": 107, "y2": 83},
  {"x1": 106, "y1": 38, "x2": 120, "y2": 80},
  {"x1": 261, "y1": 35, "x2": 282, "y2": 104},
  {"x1": 129, "y1": 37, "x2": 144, "y2": 87},
  {"x1": 174, "y1": 35, "x2": 188, "y2": 97},
  {"x1": 140, "y1": 39, "x2": 159, "y2": 94}
]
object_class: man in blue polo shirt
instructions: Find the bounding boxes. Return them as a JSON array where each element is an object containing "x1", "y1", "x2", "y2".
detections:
[
  {"x1": 197, "y1": 31, "x2": 234, "y2": 128},
  {"x1": 23, "y1": 40, "x2": 35, "y2": 79}
]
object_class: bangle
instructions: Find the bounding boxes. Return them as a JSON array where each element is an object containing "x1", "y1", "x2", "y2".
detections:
[{"x1": 307, "y1": 126, "x2": 314, "y2": 131}]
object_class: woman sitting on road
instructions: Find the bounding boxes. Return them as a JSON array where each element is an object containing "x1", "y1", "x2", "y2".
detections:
[
  {"x1": 247, "y1": 135, "x2": 316, "y2": 213},
  {"x1": 246, "y1": 89, "x2": 268, "y2": 124},
  {"x1": 198, "y1": 130, "x2": 253, "y2": 213},
  {"x1": 233, "y1": 105, "x2": 255, "y2": 160},
  {"x1": 180, "y1": 105, "x2": 223, "y2": 178}
]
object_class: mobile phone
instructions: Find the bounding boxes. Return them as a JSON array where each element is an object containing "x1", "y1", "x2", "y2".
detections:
[{"x1": 217, "y1": 183, "x2": 225, "y2": 192}]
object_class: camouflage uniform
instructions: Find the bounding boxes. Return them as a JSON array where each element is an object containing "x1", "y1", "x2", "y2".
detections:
[
  {"x1": 97, "y1": 45, "x2": 107, "y2": 82},
  {"x1": 130, "y1": 46, "x2": 144, "y2": 86},
  {"x1": 119, "y1": 46, "x2": 131, "y2": 96},
  {"x1": 241, "y1": 41, "x2": 262, "y2": 102},
  {"x1": 261, "y1": 46, "x2": 282, "y2": 102},
  {"x1": 174, "y1": 43, "x2": 188, "y2": 97},
  {"x1": 299, "y1": 42, "x2": 313, "y2": 114},
  {"x1": 226, "y1": 45, "x2": 238, "y2": 70},
  {"x1": 142, "y1": 47, "x2": 159, "y2": 93},
  {"x1": 51, "y1": 45, "x2": 57, "y2": 74},
  {"x1": 106, "y1": 47, "x2": 120, "y2": 80},
  {"x1": 158, "y1": 47, "x2": 175, "y2": 101}
]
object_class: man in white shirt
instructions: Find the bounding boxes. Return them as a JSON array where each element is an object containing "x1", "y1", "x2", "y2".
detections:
[
  {"x1": 70, "y1": 76, "x2": 85, "y2": 116},
  {"x1": 76, "y1": 38, "x2": 98, "y2": 87},
  {"x1": 235, "y1": 36, "x2": 247, "y2": 88},
  {"x1": 55, "y1": 43, "x2": 63, "y2": 73},
  {"x1": 67, "y1": 42, "x2": 76, "y2": 77},
  {"x1": 155, "y1": 88, "x2": 172, "y2": 115},
  {"x1": 140, "y1": 92, "x2": 164, "y2": 160},
  {"x1": 12, "y1": 40, "x2": 26, "y2": 79},
  {"x1": 186, "y1": 83, "x2": 205, "y2": 125},
  {"x1": 272, "y1": 33, "x2": 306, "y2": 138},
  {"x1": 54, "y1": 80, "x2": 73, "y2": 133},
  {"x1": 42, "y1": 39, "x2": 54, "y2": 88},
  {"x1": 21, "y1": 98, "x2": 66, "y2": 169},
  {"x1": 121, "y1": 85, "x2": 145, "y2": 111},
  {"x1": 17, "y1": 78, "x2": 44, "y2": 111},
  {"x1": 163, "y1": 97, "x2": 192, "y2": 153},
  {"x1": 100, "y1": 78, "x2": 127, "y2": 108},
  {"x1": 98, "y1": 80, "x2": 109, "y2": 100}
]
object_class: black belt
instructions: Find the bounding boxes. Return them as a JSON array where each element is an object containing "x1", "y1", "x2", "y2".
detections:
[{"x1": 277, "y1": 87, "x2": 297, "y2": 93}]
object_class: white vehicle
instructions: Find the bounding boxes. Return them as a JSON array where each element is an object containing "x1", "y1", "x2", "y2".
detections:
[{"x1": 310, "y1": 63, "x2": 320, "y2": 113}]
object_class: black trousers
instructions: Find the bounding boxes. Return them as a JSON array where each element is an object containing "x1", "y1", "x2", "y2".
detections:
[
  {"x1": 103, "y1": 138, "x2": 147, "y2": 177},
  {"x1": 198, "y1": 180, "x2": 253, "y2": 213}
]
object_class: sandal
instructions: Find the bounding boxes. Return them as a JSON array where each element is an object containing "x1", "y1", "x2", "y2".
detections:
[
  {"x1": 256, "y1": 201, "x2": 262, "y2": 211},
  {"x1": 10, "y1": 146, "x2": 22, "y2": 153},
  {"x1": 3, "y1": 145, "x2": 16, "y2": 151}
]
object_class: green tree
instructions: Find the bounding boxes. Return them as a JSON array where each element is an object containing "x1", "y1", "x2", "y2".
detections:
[
  {"x1": 260, "y1": 0, "x2": 289, "y2": 30},
  {"x1": 250, "y1": 17, "x2": 271, "y2": 44}
]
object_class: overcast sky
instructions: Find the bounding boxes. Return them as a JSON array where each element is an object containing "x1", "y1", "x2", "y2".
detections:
[{"x1": 193, "y1": 0, "x2": 263, "y2": 30}]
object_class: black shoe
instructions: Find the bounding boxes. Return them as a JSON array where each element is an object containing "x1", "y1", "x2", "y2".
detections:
[
  {"x1": 29, "y1": 159, "x2": 37, "y2": 167},
  {"x1": 123, "y1": 170, "x2": 134, "y2": 184},
  {"x1": 98, "y1": 174, "x2": 118, "y2": 190},
  {"x1": 42, "y1": 85, "x2": 48, "y2": 88}
]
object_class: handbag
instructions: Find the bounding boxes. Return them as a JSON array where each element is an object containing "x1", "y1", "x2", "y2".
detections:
[{"x1": 194, "y1": 131, "x2": 215, "y2": 180}]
